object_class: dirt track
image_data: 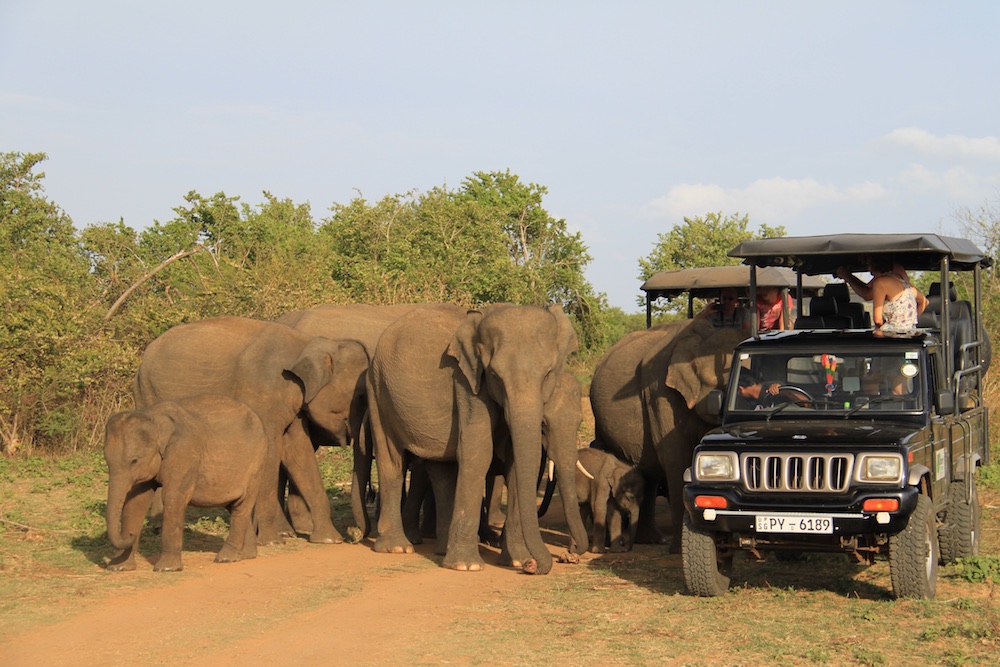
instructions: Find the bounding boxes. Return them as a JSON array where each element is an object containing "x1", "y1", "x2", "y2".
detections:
[{"x1": 1, "y1": 500, "x2": 603, "y2": 667}]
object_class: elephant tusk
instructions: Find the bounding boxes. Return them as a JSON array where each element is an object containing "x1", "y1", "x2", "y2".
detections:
[
  {"x1": 576, "y1": 459, "x2": 594, "y2": 480},
  {"x1": 547, "y1": 459, "x2": 555, "y2": 482}
]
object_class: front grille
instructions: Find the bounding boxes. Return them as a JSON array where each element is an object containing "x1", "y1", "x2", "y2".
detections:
[{"x1": 742, "y1": 453, "x2": 853, "y2": 492}]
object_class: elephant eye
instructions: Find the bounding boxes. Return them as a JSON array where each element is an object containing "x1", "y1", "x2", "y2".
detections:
[{"x1": 130, "y1": 457, "x2": 139, "y2": 466}]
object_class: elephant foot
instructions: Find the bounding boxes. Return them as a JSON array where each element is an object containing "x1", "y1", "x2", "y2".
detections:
[
  {"x1": 444, "y1": 559, "x2": 485, "y2": 572},
  {"x1": 153, "y1": 553, "x2": 183, "y2": 572},
  {"x1": 308, "y1": 521, "x2": 345, "y2": 544},
  {"x1": 373, "y1": 534, "x2": 415, "y2": 554},
  {"x1": 257, "y1": 526, "x2": 285, "y2": 546},
  {"x1": 523, "y1": 553, "x2": 554, "y2": 575},
  {"x1": 106, "y1": 558, "x2": 137, "y2": 572},
  {"x1": 443, "y1": 547, "x2": 485, "y2": 571},
  {"x1": 215, "y1": 545, "x2": 243, "y2": 563},
  {"x1": 668, "y1": 536, "x2": 681, "y2": 555}
]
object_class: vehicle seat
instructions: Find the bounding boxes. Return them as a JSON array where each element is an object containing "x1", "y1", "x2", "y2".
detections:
[
  {"x1": 796, "y1": 294, "x2": 852, "y2": 329},
  {"x1": 824, "y1": 282, "x2": 870, "y2": 328}
]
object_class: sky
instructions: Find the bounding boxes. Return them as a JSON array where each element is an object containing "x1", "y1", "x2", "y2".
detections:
[{"x1": 3, "y1": 1, "x2": 1000, "y2": 311}]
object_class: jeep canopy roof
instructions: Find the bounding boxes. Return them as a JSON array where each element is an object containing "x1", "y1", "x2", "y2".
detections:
[
  {"x1": 641, "y1": 265, "x2": 824, "y2": 300},
  {"x1": 728, "y1": 233, "x2": 992, "y2": 274},
  {"x1": 640, "y1": 265, "x2": 824, "y2": 326}
]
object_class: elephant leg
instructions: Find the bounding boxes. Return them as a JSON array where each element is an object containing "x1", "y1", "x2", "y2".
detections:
[
  {"x1": 401, "y1": 459, "x2": 429, "y2": 545},
  {"x1": 479, "y1": 472, "x2": 503, "y2": 548},
  {"x1": 282, "y1": 420, "x2": 342, "y2": 544},
  {"x1": 442, "y1": 439, "x2": 492, "y2": 571},
  {"x1": 607, "y1": 506, "x2": 628, "y2": 553},
  {"x1": 255, "y1": 436, "x2": 285, "y2": 546},
  {"x1": 218, "y1": 495, "x2": 255, "y2": 563},
  {"x1": 634, "y1": 474, "x2": 669, "y2": 545},
  {"x1": 424, "y1": 460, "x2": 457, "y2": 556},
  {"x1": 107, "y1": 485, "x2": 155, "y2": 571},
  {"x1": 370, "y1": 402, "x2": 413, "y2": 554},
  {"x1": 155, "y1": 484, "x2": 191, "y2": 572},
  {"x1": 350, "y1": 412, "x2": 373, "y2": 537},
  {"x1": 590, "y1": 493, "x2": 610, "y2": 554},
  {"x1": 283, "y1": 467, "x2": 313, "y2": 535}
]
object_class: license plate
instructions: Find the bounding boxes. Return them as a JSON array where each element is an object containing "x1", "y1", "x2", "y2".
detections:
[{"x1": 755, "y1": 514, "x2": 834, "y2": 534}]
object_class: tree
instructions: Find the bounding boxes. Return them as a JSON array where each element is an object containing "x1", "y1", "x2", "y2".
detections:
[{"x1": 636, "y1": 212, "x2": 785, "y2": 315}]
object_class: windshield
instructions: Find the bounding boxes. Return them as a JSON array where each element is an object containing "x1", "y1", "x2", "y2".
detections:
[{"x1": 728, "y1": 348, "x2": 924, "y2": 415}]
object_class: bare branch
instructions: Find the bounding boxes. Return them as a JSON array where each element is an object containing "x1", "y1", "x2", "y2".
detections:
[{"x1": 104, "y1": 246, "x2": 204, "y2": 321}]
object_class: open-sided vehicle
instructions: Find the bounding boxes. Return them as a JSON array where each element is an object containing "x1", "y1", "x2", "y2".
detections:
[{"x1": 680, "y1": 233, "x2": 991, "y2": 599}]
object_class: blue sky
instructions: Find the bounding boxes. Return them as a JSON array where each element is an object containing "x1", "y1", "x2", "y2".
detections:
[{"x1": 3, "y1": 2, "x2": 999, "y2": 311}]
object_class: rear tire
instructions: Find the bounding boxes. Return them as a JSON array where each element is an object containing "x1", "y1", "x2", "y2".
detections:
[
  {"x1": 939, "y1": 478, "x2": 981, "y2": 563},
  {"x1": 888, "y1": 494, "x2": 938, "y2": 600},
  {"x1": 682, "y1": 512, "x2": 732, "y2": 597}
]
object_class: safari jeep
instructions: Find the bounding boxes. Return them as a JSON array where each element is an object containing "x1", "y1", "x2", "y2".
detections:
[{"x1": 681, "y1": 233, "x2": 991, "y2": 599}]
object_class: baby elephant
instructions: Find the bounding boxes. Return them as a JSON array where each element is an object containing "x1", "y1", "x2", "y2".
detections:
[
  {"x1": 574, "y1": 448, "x2": 645, "y2": 553},
  {"x1": 104, "y1": 395, "x2": 268, "y2": 572}
]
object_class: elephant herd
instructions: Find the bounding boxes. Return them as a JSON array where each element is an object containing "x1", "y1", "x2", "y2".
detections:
[{"x1": 103, "y1": 303, "x2": 743, "y2": 573}]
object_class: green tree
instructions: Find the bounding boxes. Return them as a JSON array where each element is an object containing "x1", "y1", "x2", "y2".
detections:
[
  {"x1": 636, "y1": 212, "x2": 785, "y2": 316},
  {"x1": 0, "y1": 152, "x2": 121, "y2": 452}
]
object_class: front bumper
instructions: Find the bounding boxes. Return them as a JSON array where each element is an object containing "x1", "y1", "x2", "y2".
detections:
[{"x1": 682, "y1": 484, "x2": 920, "y2": 538}]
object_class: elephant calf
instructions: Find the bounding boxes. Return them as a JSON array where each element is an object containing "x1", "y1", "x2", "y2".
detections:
[
  {"x1": 104, "y1": 395, "x2": 268, "y2": 572},
  {"x1": 574, "y1": 448, "x2": 645, "y2": 553}
]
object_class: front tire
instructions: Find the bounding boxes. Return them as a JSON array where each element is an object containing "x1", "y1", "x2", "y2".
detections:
[
  {"x1": 888, "y1": 494, "x2": 938, "y2": 600},
  {"x1": 938, "y1": 478, "x2": 981, "y2": 564},
  {"x1": 682, "y1": 511, "x2": 732, "y2": 597}
]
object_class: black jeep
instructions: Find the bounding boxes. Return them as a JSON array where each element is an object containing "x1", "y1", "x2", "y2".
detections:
[{"x1": 681, "y1": 233, "x2": 991, "y2": 599}]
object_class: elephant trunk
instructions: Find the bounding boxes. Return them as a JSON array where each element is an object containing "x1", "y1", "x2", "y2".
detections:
[
  {"x1": 509, "y1": 400, "x2": 553, "y2": 575},
  {"x1": 106, "y1": 476, "x2": 135, "y2": 550},
  {"x1": 553, "y1": 453, "x2": 590, "y2": 555}
]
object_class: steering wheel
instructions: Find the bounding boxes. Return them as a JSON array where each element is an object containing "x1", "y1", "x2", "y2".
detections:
[
  {"x1": 762, "y1": 384, "x2": 814, "y2": 408},
  {"x1": 777, "y1": 385, "x2": 814, "y2": 402}
]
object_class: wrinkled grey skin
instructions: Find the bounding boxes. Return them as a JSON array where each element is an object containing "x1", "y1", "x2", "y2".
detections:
[
  {"x1": 275, "y1": 303, "x2": 422, "y2": 535},
  {"x1": 589, "y1": 319, "x2": 745, "y2": 551},
  {"x1": 105, "y1": 396, "x2": 267, "y2": 572},
  {"x1": 133, "y1": 316, "x2": 370, "y2": 546},
  {"x1": 367, "y1": 304, "x2": 588, "y2": 574},
  {"x1": 498, "y1": 370, "x2": 586, "y2": 567},
  {"x1": 574, "y1": 448, "x2": 645, "y2": 553}
]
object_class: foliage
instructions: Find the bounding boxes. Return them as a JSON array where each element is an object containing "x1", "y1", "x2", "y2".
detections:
[
  {"x1": 635, "y1": 211, "x2": 786, "y2": 315},
  {"x1": 1, "y1": 158, "x2": 607, "y2": 452},
  {"x1": 951, "y1": 556, "x2": 1000, "y2": 584}
]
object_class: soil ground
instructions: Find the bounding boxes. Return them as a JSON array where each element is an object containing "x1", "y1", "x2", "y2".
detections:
[{"x1": 0, "y1": 491, "x2": 622, "y2": 667}]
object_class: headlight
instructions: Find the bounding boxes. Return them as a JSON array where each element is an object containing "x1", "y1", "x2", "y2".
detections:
[
  {"x1": 857, "y1": 454, "x2": 903, "y2": 483},
  {"x1": 696, "y1": 453, "x2": 739, "y2": 481}
]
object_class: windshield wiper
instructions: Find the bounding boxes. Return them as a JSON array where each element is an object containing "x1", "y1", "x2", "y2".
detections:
[{"x1": 843, "y1": 395, "x2": 901, "y2": 417}]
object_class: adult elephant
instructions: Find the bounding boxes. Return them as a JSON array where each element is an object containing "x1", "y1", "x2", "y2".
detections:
[
  {"x1": 367, "y1": 303, "x2": 588, "y2": 574},
  {"x1": 590, "y1": 319, "x2": 746, "y2": 552},
  {"x1": 275, "y1": 303, "x2": 423, "y2": 535},
  {"x1": 133, "y1": 316, "x2": 370, "y2": 547}
]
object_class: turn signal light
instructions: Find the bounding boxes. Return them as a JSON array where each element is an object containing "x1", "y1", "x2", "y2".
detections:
[
  {"x1": 695, "y1": 495, "x2": 728, "y2": 509},
  {"x1": 863, "y1": 498, "x2": 899, "y2": 512}
]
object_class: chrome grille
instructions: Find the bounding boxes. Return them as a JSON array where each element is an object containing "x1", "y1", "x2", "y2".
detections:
[{"x1": 742, "y1": 453, "x2": 853, "y2": 492}]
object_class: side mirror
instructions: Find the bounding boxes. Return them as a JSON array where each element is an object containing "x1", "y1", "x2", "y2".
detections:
[
  {"x1": 702, "y1": 389, "x2": 724, "y2": 424},
  {"x1": 936, "y1": 390, "x2": 955, "y2": 415}
]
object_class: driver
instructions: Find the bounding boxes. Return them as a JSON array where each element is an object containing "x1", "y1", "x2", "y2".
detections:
[{"x1": 736, "y1": 372, "x2": 782, "y2": 410}]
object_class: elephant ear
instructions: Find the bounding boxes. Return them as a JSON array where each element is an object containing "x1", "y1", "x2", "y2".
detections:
[
  {"x1": 447, "y1": 309, "x2": 487, "y2": 395},
  {"x1": 548, "y1": 304, "x2": 579, "y2": 369},
  {"x1": 287, "y1": 338, "x2": 337, "y2": 404},
  {"x1": 664, "y1": 321, "x2": 733, "y2": 411},
  {"x1": 148, "y1": 403, "x2": 183, "y2": 457}
]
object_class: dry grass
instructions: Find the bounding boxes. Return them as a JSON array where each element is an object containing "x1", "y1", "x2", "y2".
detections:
[{"x1": 2, "y1": 448, "x2": 998, "y2": 666}]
